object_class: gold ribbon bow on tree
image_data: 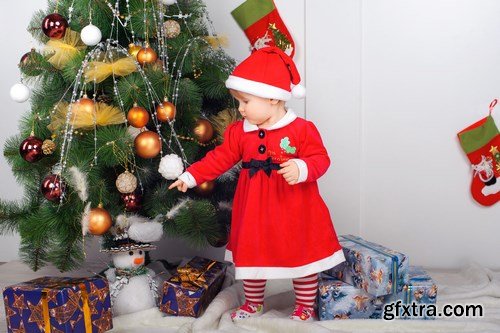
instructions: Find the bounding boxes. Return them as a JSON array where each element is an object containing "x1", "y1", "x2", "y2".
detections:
[
  {"x1": 84, "y1": 56, "x2": 137, "y2": 83},
  {"x1": 170, "y1": 260, "x2": 217, "y2": 290},
  {"x1": 48, "y1": 101, "x2": 126, "y2": 133},
  {"x1": 44, "y1": 29, "x2": 87, "y2": 70}
]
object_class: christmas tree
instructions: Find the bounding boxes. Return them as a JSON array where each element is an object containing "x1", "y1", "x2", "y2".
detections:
[{"x1": 1, "y1": 0, "x2": 240, "y2": 272}]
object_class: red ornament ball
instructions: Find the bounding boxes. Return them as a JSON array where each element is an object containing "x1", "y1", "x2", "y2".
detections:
[
  {"x1": 41, "y1": 174, "x2": 66, "y2": 202},
  {"x1": 19, "y1": 136, "x2": 44, "y2": 163},
  {"x1": 19, "y1": 50, "x2": 34, "y2": 66},
  {"x1": 42, "y1": 13, "x2": 68, "y2": 39},
  {"x1": 121, "y1": 192, "x2": 142, "y2": 212}
]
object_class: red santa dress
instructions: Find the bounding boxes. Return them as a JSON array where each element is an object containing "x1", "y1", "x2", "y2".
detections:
[{"x1": 178, "y1": 109, "x2": 345, "y2": 279}]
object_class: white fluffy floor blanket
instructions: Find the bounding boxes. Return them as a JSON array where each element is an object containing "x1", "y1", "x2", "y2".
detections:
[{"x1": 1, "y1": 261, "x2": 500, "y2": 333}]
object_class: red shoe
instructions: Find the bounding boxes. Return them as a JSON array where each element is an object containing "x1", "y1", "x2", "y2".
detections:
[
  {"x1": 230, "y1": 301, "x2": 264, "y2": 322},
  {"x1": 290, "y1": 304, "x2": 317, "y2": 322}
]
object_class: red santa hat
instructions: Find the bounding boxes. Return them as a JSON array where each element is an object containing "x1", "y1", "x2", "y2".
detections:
[{"x1": 225, "y1": 46, "x2": 306, "y2": 101}]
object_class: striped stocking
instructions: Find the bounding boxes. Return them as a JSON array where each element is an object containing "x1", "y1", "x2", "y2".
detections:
[
  {"x1": 243, "y1": 279, "x2": 266, "y2": 304},
  {"x1": 292, "y1": 273, "x2": 318, "y2": 308}
]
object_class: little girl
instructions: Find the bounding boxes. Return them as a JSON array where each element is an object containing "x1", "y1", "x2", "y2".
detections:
[{"x1": 169, "y1": 46, "x2": 345, "y2": 322}]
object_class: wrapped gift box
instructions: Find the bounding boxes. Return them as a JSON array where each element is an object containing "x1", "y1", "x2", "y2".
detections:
[
  {"x1": 3, "y1": 276, "x2": 112, "y2": 333},
  {"x1": 160, "y1": 256, "x2": 227, "y2": 317},
  {"x1": 318, "y1": 273, "x2": 387, "y2": 320},
  {"x1": 327, "y1": 235, "x2": 409, "y2": 297},
  {"x1": 318, "y1": 266, "x2": 437, "y2": 320},
  {"x1": 397, "y1": 266, "x2": 437, "y2": 319}
]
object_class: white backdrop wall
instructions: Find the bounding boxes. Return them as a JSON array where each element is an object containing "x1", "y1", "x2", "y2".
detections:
[{"x1": 0, "y1": 0, "x2": 498, "y2": 269}]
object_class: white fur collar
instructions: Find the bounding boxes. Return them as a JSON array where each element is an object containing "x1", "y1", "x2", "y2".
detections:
[{"x1": 243, "y1": 109, "x2": 298, "y2": 132}]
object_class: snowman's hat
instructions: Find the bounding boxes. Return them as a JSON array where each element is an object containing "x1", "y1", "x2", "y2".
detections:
[{"x1": 100, "y1": 214, "x2": 163, "y2": 253}]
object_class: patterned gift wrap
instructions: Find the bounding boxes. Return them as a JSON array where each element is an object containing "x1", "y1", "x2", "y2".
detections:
[
  {"x1": 318, "y1": 266, "x2": 437, "y2": 320},
  {"x1": 397, "y1": 266, "x2": 437, "y2": 319},
  {"x1": 160, "y1": 257, "x2": 227, "y2": 317},
  {"x1": 327, "y1": 235, "x2": 409, "y2": 297},
  {"x1": 3, "y1": 276, "x2": 112, "y2": 333},
  {"x1": 318, "y1": 273, "x2": 388, "y2": 320}
]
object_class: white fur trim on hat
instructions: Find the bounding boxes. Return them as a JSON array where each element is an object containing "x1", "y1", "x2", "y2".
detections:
[
  {"x1": 292, "y1": 84, "x2": 306, "y2": 99},
  {"x1": 225, "y1": 75, "x2": 291, "y2": 101}
]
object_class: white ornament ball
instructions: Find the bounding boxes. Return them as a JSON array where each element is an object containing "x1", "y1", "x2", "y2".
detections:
[
  {"x1": 10, "y1": 83, "x2": 30, "y2": 103},
  {"x1": 81, "y1": 24, "x2": 102, "y2": 46},
  {"x1": 158, "y1": 154, "x2": 184, "y2": 180},
  {"x1": 162, "y1": 0, "x2": 177, "y2": 5},
  {"x1": 116, "y1": 170, "x2": 138, "y2": 194}
]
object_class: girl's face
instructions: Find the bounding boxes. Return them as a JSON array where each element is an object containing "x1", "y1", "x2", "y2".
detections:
[{"x1": 231, "y1": 90, "x2": 279, "y2": 126}]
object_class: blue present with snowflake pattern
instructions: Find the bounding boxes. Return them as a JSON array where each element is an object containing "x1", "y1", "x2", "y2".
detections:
[
  {"x1": 326, "y1": 235, "x2": 409, "y2": 297},
  {"x1": 3, "y1": 276, "x2": 112, "y2": 333}
]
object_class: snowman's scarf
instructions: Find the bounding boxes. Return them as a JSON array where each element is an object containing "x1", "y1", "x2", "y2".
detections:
[
  {"x1": 115, "y1": 266, "x2": 149, "y2": 278},
  {"x1": 109, "y1": 266, "x2": 159, "y2": 306}
]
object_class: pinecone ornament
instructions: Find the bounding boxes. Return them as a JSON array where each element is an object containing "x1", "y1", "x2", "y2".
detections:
[{"x1": 42, "y1": 139, "x2": 56, "y2": 155}]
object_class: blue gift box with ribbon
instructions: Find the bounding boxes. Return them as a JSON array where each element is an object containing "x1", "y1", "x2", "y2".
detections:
[
  {"x1": 318, "y1": 273, "x2": 388, "y2": 320},
  {"x1": 318, "y1": 266, "x2": 437, "y2": 320},
  {"x1": 326, "y1": 235, "x2": 410, "y2": 297},
  {"x1": 396, "y1": 266, "x2": 437, "y2": 319},
  {"x1": 3, "y1": 276, "x2": 112, "y2": 333}
]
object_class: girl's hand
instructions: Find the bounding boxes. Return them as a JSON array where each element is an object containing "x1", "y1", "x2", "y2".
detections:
[
  {"x1": 278, "y1": 160, "x2": 300, "y2": 185},
  {"x1": 168, "y1": 179, "x2": 188, "y2": 192}
]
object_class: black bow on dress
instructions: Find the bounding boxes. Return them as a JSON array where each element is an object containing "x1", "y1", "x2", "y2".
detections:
[{"x1": 242, "y1": 157, "x2": 281, "y2": 178}]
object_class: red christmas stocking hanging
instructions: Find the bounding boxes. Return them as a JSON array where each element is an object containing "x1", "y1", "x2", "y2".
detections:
[
  {"x1": 457, "y1": 100, "x2": 500, "y2": 206},
  {"x1": 231, "y1": 0, "x2": 295, "y2": 57}
]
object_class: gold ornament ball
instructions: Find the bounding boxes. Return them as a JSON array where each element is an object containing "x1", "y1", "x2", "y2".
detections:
[
  {"x1": 137, "y1": 47, "x2": 158, "y2": 66},
  {"x1": 88, "y1": 206, "x2": 113, "y2": 236},
  {"x1": 156, "y1": 99, "x2": 176, "y2": 122},
  {"x1": 116, "y1": 170, "x2": 138, "y2": 194},
  {"x1": 127, "y1": 104, "x2": 150, "y2": 128},
  {"x1": 134, "y1": 131, "x2": 162, "y2": 158},
  {"x1": 194, "y1": 180, "x2": 215, "y2": 196},
  {"x1": 164, "y1": 20, "x2": 181, "y2": 38},
  {"x1": 75, "y1": 95, "x2": 95, "y2": 114},
  {"x1": 128, "y1": 43, "x2": 142, "y2": 58},
  {"x1": 193, "y1": 119, "x2": 214, "y2": 143},
  {"x1": 42, "y1": 139, "x2": 56, "y2": 155}
]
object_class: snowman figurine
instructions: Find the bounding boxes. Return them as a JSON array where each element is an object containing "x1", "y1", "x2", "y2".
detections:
[{"x1": 101, "y1": 214, "x2": 164, "y2": 316}]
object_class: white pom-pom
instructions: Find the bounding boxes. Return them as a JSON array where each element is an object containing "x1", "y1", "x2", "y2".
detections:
[
  {"x1": 81, "y1": 24, "x2": 102, "y2": 46},
  {"x1": 128, "y1": 219, "x2": 163, "y2": 242},
  {"x1": 292, "y1": 84, "x2": 306, "y2": 99},
  {"x1": 158, "y1": 154, "x2": 184, "y2": 180},
  {"x1": 162, "y1": 0, "x2": 177, "y2": 5},
  {"x1": 115, "y1": 214, "x2": 131, "y2": 230},
  {"x1": 10, "y1": 83, "x2": 30, "y2": 103}
]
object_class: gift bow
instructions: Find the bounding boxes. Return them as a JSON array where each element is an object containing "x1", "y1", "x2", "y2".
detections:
[
  {"x1": 84, "y1": 56, "x2": 137, "y2": 83},
  {"x1": 170, "y1": 260, "x2": 217, "y2": 290},
  {"x1": 243, "y1": 157, "x2": 281, "y2": 177}
]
